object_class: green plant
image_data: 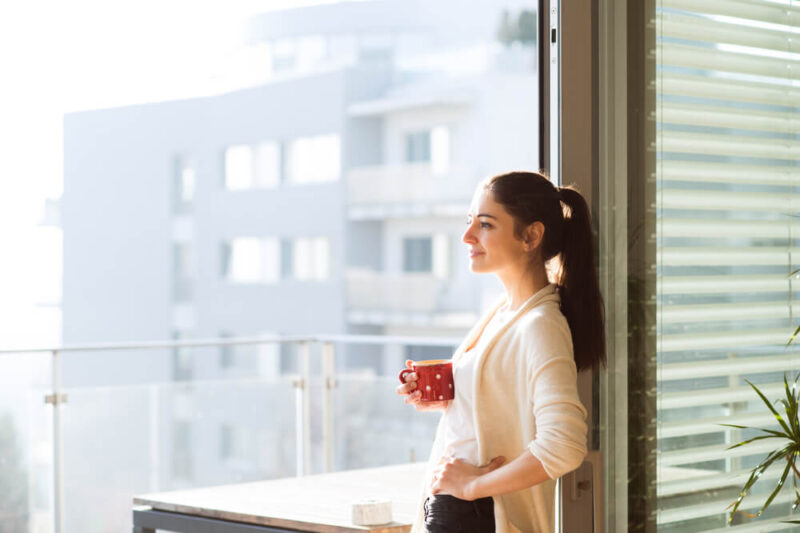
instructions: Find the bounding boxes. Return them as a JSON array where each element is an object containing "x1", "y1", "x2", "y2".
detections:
[{"x1": 722, "y1": 373, "x2": 800, "y2": 524}]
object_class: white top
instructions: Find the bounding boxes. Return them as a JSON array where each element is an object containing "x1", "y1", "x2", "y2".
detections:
[
  {"x1": 440, "y1": 302, "x2": 518, "y2": 467},
  {"x1": 412, "y1": 284, "x2": 588, "y2": 533}
]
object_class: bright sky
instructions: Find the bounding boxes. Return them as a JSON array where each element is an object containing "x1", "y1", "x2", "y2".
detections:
[{"x1": 0, "y1": 0, "x2": 348, "y2": 349}]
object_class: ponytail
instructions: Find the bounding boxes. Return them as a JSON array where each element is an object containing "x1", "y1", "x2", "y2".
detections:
[
  {"x1": 485, "y1": 172, "x2": 606, "y2": 371},
  {"x1": 556, "y1": 186, "x2": 606, "y2": 371}
]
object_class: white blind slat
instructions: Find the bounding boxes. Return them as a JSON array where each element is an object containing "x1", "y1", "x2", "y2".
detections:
[
  {"x1": 658, "y1": 42, "x2": 800, "y2": 79},
  {"x1": 660, "y1": 0, "x2": 800, "y2": 26},
  {"x1": 661, "y1": 382, "x2": 790, "y2": 408},
  {"x1": 659, "y1": 160, "x2": 800, "y2": 186},
  {"x1": 659, "y1": 275, "x2": 792, "y2": 294},
  {"x1": 659, "y1": 11, "x2": 797, "y2": 52},
  {"x1": 657, "y1": 104, "x2": 797, "y2": 134},
  {"x1": 657, "y1": 72, "x2": 800, "y2": 105},
  {"x1": 660, "y1": 354, "x2": 800, "y2": 381},
  {"x1": 660, "y1": 189, "x2": 793, "y2": 211},
  {"x1": 661, "y1": 247, "x2": 800, "y2": 266}
]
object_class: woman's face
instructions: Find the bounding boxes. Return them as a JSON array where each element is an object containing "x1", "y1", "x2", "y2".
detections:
[{"x1": 462, "y1": 189, "x2": 531, "y2": 274}]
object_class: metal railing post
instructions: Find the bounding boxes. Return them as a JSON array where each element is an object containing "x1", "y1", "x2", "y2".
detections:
[
  {"x1": 293, "y1": 341, "x2": 312, "y2": 476},
  {"x1": 46, "y1": 349, "x2": 66, "y2": 533},
  {"x1": 321, "y1": 342, "x2": 336, "y2": 473},
  {"x1": 301, "y1": 342, "x2": 311, "y2": 475}
]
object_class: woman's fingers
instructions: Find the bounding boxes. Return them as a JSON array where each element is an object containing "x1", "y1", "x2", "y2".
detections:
[
  {"x1": 402, "y1": 371, "x2": 418, "y2": 383},
  {"x1": 395, "y1": 378, "x2": 417, "y2": 396},
  {"x1": 484, "y1": 455, "x2": 507, "y2": 472},
  {"x1": 403, "y1": 390, "x2": 422, "y2": 404}
]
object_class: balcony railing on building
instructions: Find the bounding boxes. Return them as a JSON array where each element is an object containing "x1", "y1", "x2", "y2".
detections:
[{"x1": 346, "y1": 163, "x2": 478, "y2": 217}]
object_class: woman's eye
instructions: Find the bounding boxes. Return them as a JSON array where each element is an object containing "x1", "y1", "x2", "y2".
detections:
[{"x1": 480, "y1": 222, "x2": 492, "y2": 229}]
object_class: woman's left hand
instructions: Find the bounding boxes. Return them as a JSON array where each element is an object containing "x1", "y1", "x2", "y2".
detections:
[{"x1": 430, "y1": 455, "x2": 506, "y2": 500}]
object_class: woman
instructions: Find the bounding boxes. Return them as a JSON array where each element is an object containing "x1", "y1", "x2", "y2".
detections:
[{"x1": 396, "y1": 171, "x2": 606, "y2": 533}]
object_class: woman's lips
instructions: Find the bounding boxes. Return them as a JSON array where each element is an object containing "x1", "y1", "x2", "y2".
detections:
[{"x1": 469, "y1": 251, "x2": 485, "y2": 258}]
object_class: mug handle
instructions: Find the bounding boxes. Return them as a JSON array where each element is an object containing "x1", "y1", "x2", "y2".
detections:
[{"x1": 398, "y1": 368, "x2": 413, "y2": 384}]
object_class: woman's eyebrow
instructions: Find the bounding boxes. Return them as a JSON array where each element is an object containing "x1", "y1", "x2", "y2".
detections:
[{"x1": 476, "y1": 213, "x2": 498, "y2": 219}]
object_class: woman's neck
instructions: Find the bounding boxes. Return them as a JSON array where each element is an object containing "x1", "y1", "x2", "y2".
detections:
[{"x1": 497, "y1": 262, "x2": 550, "y2": 311}]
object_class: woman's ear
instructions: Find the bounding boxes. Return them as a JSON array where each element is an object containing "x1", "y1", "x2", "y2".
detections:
[{"x1": 523, "y1": 222, "x2": 545, "y2": 252}]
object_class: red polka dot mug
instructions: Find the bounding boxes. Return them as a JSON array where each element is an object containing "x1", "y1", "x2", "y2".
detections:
[{"x1": 398, "y1": 359, "x2": 455, "y2": 402}]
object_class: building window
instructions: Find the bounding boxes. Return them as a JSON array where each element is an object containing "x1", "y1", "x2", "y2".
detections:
[
  {"x1": 405, "y1": 131, "x2": 431, "y2": 163},
  {"x1": 283, "y1": 237, "x2": 330, "y2": 280},
  {"x1": 255, "y1": 141, "x2": 281, "y2": 188},
  {"x1": 220, "y1": 237, "x2": 280, "y2": 283},
  {"x1": 172, "y1": 420, "x2": 193, "y2": 480},
  {"x1": 403, "y1": 237, "x2": 433, "y2": 273},
  {"x1": 224, "y1": 145, "x2": 253, "y2": 190},
  {"x1": 173, "y1": 156, "x2": 195, "y2": 213},
  {"x1": 286, "y1": 134, "x2": 340, "y2": 183},
  {"x1": 225, "y1": 142, "x2": 281, "y2": 190},
  {"x1": 172, "y1": 243, "x2": 193, "y2": 302}
]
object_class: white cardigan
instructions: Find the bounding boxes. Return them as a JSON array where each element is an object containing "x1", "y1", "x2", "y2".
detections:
[{"x1": 411, "y1": 284, "x2": 588, "y2": 533}]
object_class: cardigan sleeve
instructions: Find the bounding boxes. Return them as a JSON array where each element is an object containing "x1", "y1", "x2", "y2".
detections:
[{"x1": 525, "y1": 317, "x2": 588, "y2": 479}]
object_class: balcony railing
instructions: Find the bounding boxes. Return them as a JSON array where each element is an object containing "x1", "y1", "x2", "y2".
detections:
[
  {"x1": 0, "y1": 334, "x2": 461, "y2": 533},
  {"x1": 346, "y1": 163, "x2": 477, "y2": 209}
]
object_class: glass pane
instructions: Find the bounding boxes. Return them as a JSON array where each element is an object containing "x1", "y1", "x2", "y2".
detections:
[
  {"x1": 651, "y1": 1, "x2": 800, "y2": 529},
  {"x1": 332, "y1": 376, "x2": 440, "y2": 470},
  {"x1": 62, "y1": 377, "x2": 296, "y2": 533},
  {"x1": 38, "y1": 1, "x2": 542, "y2": 529},
  {"x1": 0, "y1": 352, "x2": 52, "y2": 533}
]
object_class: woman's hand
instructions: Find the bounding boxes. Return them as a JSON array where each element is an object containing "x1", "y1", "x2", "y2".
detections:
[
  {"x1": 396, "y1": 360, "x2": 450, "y2": 412},
  {"x1": 430, "y1": 455, "x2": 507, "y2": 500}
]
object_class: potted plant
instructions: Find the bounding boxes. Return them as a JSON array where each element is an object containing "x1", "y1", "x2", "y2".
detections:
[{"x1": 723, "y1": 372, "x2": 800, "y2": 524}]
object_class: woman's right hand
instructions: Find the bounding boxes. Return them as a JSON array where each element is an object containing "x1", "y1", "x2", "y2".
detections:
[{"x1": 396, "y1": 360, "x2": 451, "y2": 412}]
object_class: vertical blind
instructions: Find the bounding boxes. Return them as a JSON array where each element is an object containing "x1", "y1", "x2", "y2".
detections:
[{"x1": 655, "y1": 0, "x2": 800, "y2": 530}]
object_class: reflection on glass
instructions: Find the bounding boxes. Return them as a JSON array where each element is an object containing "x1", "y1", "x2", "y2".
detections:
[{"x1": 653, "y1": 0, "x2": 800, "y2": 530}]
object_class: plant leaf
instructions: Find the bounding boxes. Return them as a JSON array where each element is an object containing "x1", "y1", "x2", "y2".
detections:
[
  {"x1": 789, "y1": 323, "x2": 800, "y2": 345},
  {"x1": 782, "y1": 374, "x2": 800, "y2": 441},
  {"x1": 728, "y1": 447, "x2": 790, "y2": 521},
  {"x1": 720, "y1": 424, "x2": 786, "y2": 438},
  {"x1": 746, "y1": 379, "x2": 794, "y2": 437},
  {"x1": 726, "y1": 434, "x2": 787, "y2": 450},
  {"x1": 757, "y1": 456, "x2": 793, "y2": 517}
]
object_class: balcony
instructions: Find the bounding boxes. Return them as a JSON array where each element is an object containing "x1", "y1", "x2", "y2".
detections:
[
  {"x1": 0, "y1": 334, "x2": 461, "y2": 533},
  {"x1": 346, "y1": 270, "x2": 477, "y2": 327},
  {"x1": 345, "y1": 163, "x2": 478, "y2": 219}
]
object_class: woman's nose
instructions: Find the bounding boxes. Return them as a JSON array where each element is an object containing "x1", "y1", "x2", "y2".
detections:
[{"x1": 462, "y1": 224, "x2": 477, "y2": 244}]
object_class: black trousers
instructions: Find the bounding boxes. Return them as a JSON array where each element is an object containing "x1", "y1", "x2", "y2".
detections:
[{"x1": 423, "y1": 494, "x2": 495, "y2": 533}]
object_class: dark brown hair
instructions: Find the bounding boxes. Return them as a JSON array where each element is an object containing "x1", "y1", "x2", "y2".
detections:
[{"x1": 484, "y1": 171, "x2": 606, "y2": 371}]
